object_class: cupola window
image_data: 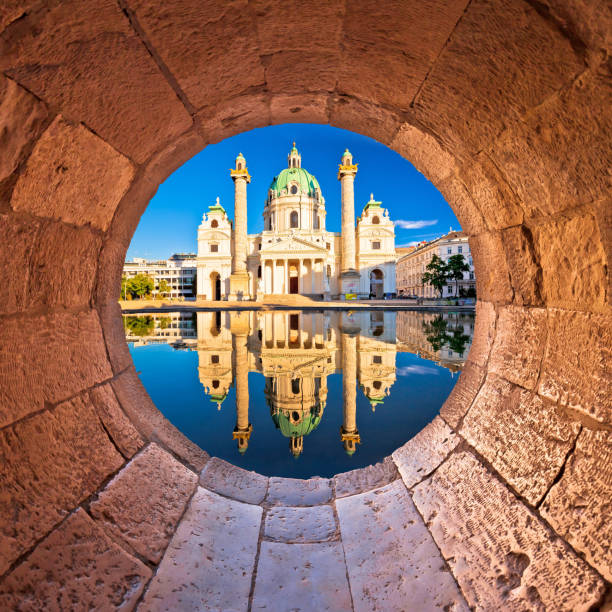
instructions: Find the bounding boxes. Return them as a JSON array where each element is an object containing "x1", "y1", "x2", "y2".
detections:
[
  {"x1": 290, "y1": 184, "x2": 298, "y2": 194},
  {"x1": 290, "y1": 211, "x2": 299, "y2": 228},
  {"x1": 211, "y1": 219, "x2": 218, "y2": 228},
  {"x1": 372, "y1": 216, "x2": 380, "y2": 224}
]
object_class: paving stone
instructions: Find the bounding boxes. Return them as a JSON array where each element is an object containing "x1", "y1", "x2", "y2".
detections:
[
  {"x1": 334, "y1": 456, "x2": 398, "y2": 498},
  {"x1": 89, "y1": 383, "x2": 145, "y2": 458},
  {"x1": 199, "y1": 456, "x2": 268, "y2": 505},
  {"x1": 461, "y1": 376, "x2": 580, "y2": 505},
  {"x1": 392, "y1": 417, "x2": 460, "y2": 489},
  {"x1": 90, "y1": 443, "x2": 197, "y2": 563},
  {"x1": 0, "y1": 509, "x2": 151, "y2": 611},
  {"x1": 337, "y1": 479, "x2": 468, "y2": 612},
  {"x1": 440, "y1": 360, "x2": 486, "y2": 428},
  {"x1": 251, "y1": 542, "x2": 352, "y2": 611},
  {"x1": 11, "y1": 116, "x2": 134, "y2": 231},
  {"x1": 141, "y1": 487, "x2": 262, "y2": 611},
  {"x1": 267, "y1": 476, "x2": 333, "y2": 506},
  {"x1": 538, "y1": 309, "x2": 611, "y2": 423},
  {"x1": 412, "y1": 452, "x2": 605, "y2": 611},
  {"x1": 112, "y1": 369, "x2": 209, "y2": 471},
  {"x1": 264, "y1": 505, "x2": 337, "y2": 543},
  {"x1": 541, "y1": 428, "x2": 612, "y2": 582},
  {"x1": 0, "y1": 395, "x2": 124, "y2": 575},
  {"x1": 488, "y1": 306, "x2": 547, "y2": 390}
]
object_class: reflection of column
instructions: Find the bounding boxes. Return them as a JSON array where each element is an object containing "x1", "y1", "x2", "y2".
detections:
[
  {"x1": 231, "y1": 314, "x2": 252, "y2": 453},
  {"x1": 341, "y1": 332, "x2": 360, "y2": 455}
]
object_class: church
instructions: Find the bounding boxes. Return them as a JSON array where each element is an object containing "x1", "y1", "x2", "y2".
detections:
[{"x1": 196, "y1": 144, "x2": 397, "y2": 301}]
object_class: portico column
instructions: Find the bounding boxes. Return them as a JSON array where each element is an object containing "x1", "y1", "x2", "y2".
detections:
[
  {"x1": 298, "y1": 259, "x2": 304, "y2": 294},
  {"x1": 284, "y1": 259, "x2": 289, "y2": 294},
  {"x1": 311, "y1": 259, "x2": 316, "y2": 294},
  {"x1": 229, "y1": 153, "x2": 251, "y2": 300}
]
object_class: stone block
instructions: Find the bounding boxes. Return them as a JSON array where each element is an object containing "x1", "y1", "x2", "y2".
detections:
[
  {"x1": 337, "y1": 480, "x2": 468, "y2": 612},
  {"x1": 466, "y1": 300, "x2": 497, "y2": 367},
  {"x1": 264, "y1": 51, "x2": 338, "y2": 95},
  {"x1": 491, "y1": 71, "x2": 612, "y2": 218},
  {"x1": 0, "y1": 509, "x2": 151, "y2": 611},
  {"x1": 267, "y1": 476, "x2": 332, "y2": 506},
  {"x1": 269, "y1": 92, "x2": 329, "y2": 125},
  {"x1": 338, "y1": 0, "x2": 468, "y2": 110},
  {"x1": 329, "y1": 94, "x2": 401, "y2": 148},
  {"x1": 488, "y1": 306, "x2": 547, "y2": 389},
  {"x1": 90, "y1": 384, "x2": 144, "y2": 458},
  {"x1": 253, "y1": 0, "x2": 343, "y2": 54},
  {"x1": 11, "y1": 116, "x2": 134, "y2": 231},
  {"x1": 461, "y1": 376, "x2": 580, "y2": 505},
  {"x1": 199, "y1": 457, "x2": 268, "y2": 505},
  {"x1": 541, "y1": 428, "x2": 612, "y2": 582},
  {"x1": 264, "y1": 505, "x2": 337, "y2": 543},
  {"x1": 128, "y1": 0, "x2": 264, "y2": 110},
  {"x1": 538, "y1": 309, "x2": 611, "y2": 422},
  {"x1": 112, "y1": 369, "x2": 209, "y2": 471},
  {"x1": 440, "y1": 361, "x2": 486, "y2": 428},
  {"x1": 413, "y1": 0, "x2": 582, "y2": 155},
  {"x1": 0, "y1": 0, "x2": 192, "y2": 162},
  {"x1": 412, "y1": 452, "x2": 604, "y2": 610},
  {"x1": 97, "y1": 301, "x2": 134, "y2": 375},
  {"x1": 141, "y1": 487, "x2": 262, "y2": 611},
  {"x1": 0, "y1": 213, "x2": 39, "y2": 314},
  {"x1": 0, "y1": 75, "x2": 48, "y2": 193},
  {"x1": 28, "y1": 220, "x2": 102, "y2": 309},
  {"x1": 90, "y1": 443, "x2": 197, "y2": 563},
  {"x1": 469, "y1": 231, "x2": 513, "y2": 304},
  {"x1": 392, "y1": 417, "x2": 460, "y2": 488},
  {"x1": 251, "y1": 542, "x2": 352, "y2": 611},
  {"x1": 197, "y1": 94, "x2": 270, "y2": 146},
  {"x1": 334, "y1": 456, "x2": 398, "y2": 498},
  {"x1": 0, "y1": 308, "x2": 113, "y2": 428},
  {"x1": 0, "y1": 395, "x2": 124, "y2": 574},
  {"x1": 501, "y1": 225, "x2": 543, "y2": 306},
  {"x1": 532, "y1": 210, "x2": 607, "y2": 311},
  {"x1": 436, "y1": 174, "x2": 487, "y2": 236}
]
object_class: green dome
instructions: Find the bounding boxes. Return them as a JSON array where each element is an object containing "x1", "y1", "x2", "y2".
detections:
[
  {"x1": 271, "y1": 408, "x2": 322, "y2": 438},
  {"x1": 269, "y1": 167, "x2": 320, "y2": 196}
]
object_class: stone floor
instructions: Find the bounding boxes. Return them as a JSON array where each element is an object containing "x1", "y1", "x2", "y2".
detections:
[{"x1": 0, "y1": 416, "x2": 605, "y2": 611}]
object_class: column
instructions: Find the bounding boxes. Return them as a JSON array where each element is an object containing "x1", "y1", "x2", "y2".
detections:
[
  {"x1": 311, "y1": 259, "x2": 316, "y2": 294},
  {"x1": 338, "y1": 149, "x2": 361, "y2": 295},
  {"x1": 340, "y1": 331, "x2": 360, "y2": 455},
  {"x1": 284, "y1": 259, "x2": 289, "y2": 295},
  {"x1": 298, "y1": 259, "x2": 304, "y2": 294},
  {"x1": 231, "y1": 313, "x2": 252, "y2": 453},
  {"x1": 229, "y1": 153, "x2": 251, "y2": 300}
]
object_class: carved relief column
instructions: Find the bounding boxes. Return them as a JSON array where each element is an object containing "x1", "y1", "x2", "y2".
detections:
[
  {"x1": 340, "y1": 329, "x2": 360, "y2": 455},
  {"x1": 338, "y1": 149, "x2": 361, "y2": 297},
  {"x1": 229, "y1": 153, "x2": 251, "y2": 300}
]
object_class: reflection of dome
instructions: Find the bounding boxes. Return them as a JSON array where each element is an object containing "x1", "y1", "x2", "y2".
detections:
[
  {"x1": 271, "y1": 407, "x2": 322, "y2": 438},
  {"x1": 208, "y1": 391, "x2": 227, "y2": 410},
  {"x1": 269, "y1": 167, "x2": 320, "y2": 196}
]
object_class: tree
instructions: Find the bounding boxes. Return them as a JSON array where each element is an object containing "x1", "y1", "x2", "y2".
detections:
[
  {"x1": 446, "y1": 254, "x2": 470, "y2": 297},
  {"x1": 422, "y1": 315, "x2": 450, "y2": 352},
  {"x1": 421, "y1": 255, "x2": 448, "y2": 298},
  {"x1": 128, "y1": 274, "x2": 154, "y2": 300},
  {"x1": 124, "y1": 315, "x2": 155, "y2": 337},
  {"x1": 120, "y1": 275, "x2": 129, "y2": 300},
  {"x1": 447, "y1": 326, "x2": 471, "y2": 356},
  {"x1": 157, "y1": 279, "x2": 171, "y2": 298}
]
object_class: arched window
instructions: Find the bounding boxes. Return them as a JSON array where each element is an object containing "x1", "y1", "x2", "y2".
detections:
[
  {"x1": 291, "y1": 379, "x2": 300, "y2": 394},
  {"x1": 313, "y1": 213, "x2": 320, "y2": 229},
  {"x1": 257, "y1": 266, "x2": 261, "y2": 278},
  {"x1": 290, "y1": 211, "x2": 299, "y2": 228},
  {"x1": 372, "y1": 216, "x2": 380, "y2": 224},
  {"x1": 290, "y1": 185, "x2": 298, "y2": 194},
  {"x1": 211, "y1": 219, "x2": 218, "y2": 228},
  {"x1": 373, "y1": 380, "x2": 382, "y2": 390},
  {"x1": 237, "y1": 162, "x2": 242, "y2": 170}
]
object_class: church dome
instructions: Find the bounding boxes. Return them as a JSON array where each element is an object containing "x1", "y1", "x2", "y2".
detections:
[{"x1": 269, "y1": 167, "x2": 320, "y2": 196}]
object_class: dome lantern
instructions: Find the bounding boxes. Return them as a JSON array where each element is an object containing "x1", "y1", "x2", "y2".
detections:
[{"x1": 287, "y1": 141, "x2": 301, "y2": 168}]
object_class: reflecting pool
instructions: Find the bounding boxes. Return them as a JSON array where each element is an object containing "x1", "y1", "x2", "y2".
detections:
[{"x1": 125, "y1": 309, "x2": 474, "y2": 478}]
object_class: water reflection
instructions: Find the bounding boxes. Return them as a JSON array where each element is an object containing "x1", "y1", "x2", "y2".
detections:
[{"x1": 126, "y1": 309, "x2": 474, "y2": 477}]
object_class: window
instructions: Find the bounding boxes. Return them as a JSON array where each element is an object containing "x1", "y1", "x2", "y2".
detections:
[
  {"x1": 290, "y1": 211, "x2": 299, "y2": 228},
  {"x1": 257, "y1": 266, "x2": 261, "y2": 278},
  {"x1": 372, "y1": 241, "x2": 381, "y2": 250},
  {"x1": 373, "y1": 355, "x2": 382, "y2": 364},
  {"x1": 211, "y1": 219, "x2": 218, "y2": 228},
  {"x1": 447, "y1": 247, "x2": 452, "y2": 254},
  {"x1": 290, "y1": 185, "x2": 298, "y2": 195},
  {"x1": 291, "y1": 379, "x2": 300, "y2": 394},
  {"x1": 313, "y1": 214, "x2": 320, "y2": 229},
  {"x1": 326, "y1": 243, "x2": 330, "y2": 250},
  {"x1": 458, "y1": 245, "x2": 463, "y2": 253},
  {"x1": 373, "y1": 380, "x2": 382, "y2": 390},
  {"x1": 237, "y1": 162, "x2": 242, "y2": 170},
  {"x1": 210, "y1": 244, "x2": 218, "y2": 253},
  {"x1": 469, "y1": 272, "x2": 474, "y2": 280},
  {"x1": 211, "y1": 355, "x2": 219, "y2": 364},
  {"x1": 258, "y1": 243, "x2": 261, "y2": 250},
  {"x1": 212, "y1": 380, "x2": 220, "y2": 389},
  {"x1": 372, "y1": 216, "x2": 380, "y2": 224}
]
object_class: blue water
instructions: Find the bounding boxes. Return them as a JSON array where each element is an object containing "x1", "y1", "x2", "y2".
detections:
[{"x1": 127, "y1": 310, "x2": 473, "y2": 478}]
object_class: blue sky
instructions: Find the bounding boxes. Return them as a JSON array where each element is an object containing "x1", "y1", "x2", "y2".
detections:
[{"x1": 126, "y1": 124, "x2": 460, "y2": 260}]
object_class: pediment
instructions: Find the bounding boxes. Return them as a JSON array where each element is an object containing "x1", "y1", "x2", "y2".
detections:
[{"x1": 260, "y1": 236, "x2": 328, "y2": 254}]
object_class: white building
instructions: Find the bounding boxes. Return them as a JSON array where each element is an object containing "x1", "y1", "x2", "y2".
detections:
[
  {"x1": 396, "y1": 231, "x2": 475, "y2": 298},
  {"x1": 123, "y1": 253, "x2": 197, "y2": 299},
  {"x1": 196, "y1": 145, "x2": 397, "y2": 301}
]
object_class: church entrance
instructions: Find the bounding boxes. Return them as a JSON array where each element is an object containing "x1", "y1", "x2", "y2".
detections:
[
  {"x1": 370, "y1": 269, "x2": 384, "y2": 299},
  {"x1": 210, "y1": 272, "x2": 221, "y2": 301},
  {"x1": 289, "y1": 263, "x2": 299, "y2": 294}
]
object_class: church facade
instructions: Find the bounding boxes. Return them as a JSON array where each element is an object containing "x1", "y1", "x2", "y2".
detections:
[{"x1": 196, "y1": 145, "x2": 396, "y2": 301}]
